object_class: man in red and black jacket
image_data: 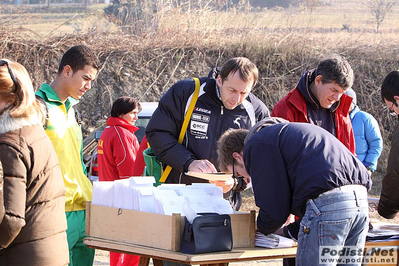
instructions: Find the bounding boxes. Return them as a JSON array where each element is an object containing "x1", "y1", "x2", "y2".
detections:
[{"x1": 271, "y1": 54, "x2": 356, "y2": 266}]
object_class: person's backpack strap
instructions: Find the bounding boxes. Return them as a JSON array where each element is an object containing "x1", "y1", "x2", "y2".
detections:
[
  {"x1": 35, "y1": 95, "x2": 82, "y2": 129},
  {"x1": 35, "y1": 95, "x2": 49, "y2": 130},
  {"x1": 73, "y1": 106, "x2": 82, "y2": 127},
  {"x1": 159, "y1": 77, "x2": 201, "y2": 183}
]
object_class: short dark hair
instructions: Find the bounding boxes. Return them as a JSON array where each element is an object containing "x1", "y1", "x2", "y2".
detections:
[
  {"x1": 219, "y1": 57, "x2": 258, "y2": 88},
  {"x1": 316, "y1": 54, "x2": 354, "y2": 89},
  {"x1": 217, "y1": 128, "x2": 248, "y2": 172},
  {"x1": 111, "y1": 96, "x2": 141, "y2": 117},
  {"x1": 58, "y1": 45, "x2": 100, "y2": 74},
  {"x1": 381, "y1": 70, "x2": 399, "y2": 103}
]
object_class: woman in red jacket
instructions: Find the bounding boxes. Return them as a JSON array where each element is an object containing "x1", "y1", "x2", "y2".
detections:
[{"x1": 97, "y1": 96, "x2": 141, "y2": 266}]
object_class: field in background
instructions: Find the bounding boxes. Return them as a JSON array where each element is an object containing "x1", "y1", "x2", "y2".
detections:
[{"x1": 1, "y1": 0, "x2": 399, "y2": 39}]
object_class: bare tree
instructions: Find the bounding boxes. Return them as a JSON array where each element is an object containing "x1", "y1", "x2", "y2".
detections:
[{"x1": 366, "y1": 0, "x2": 396, "y2": 33}]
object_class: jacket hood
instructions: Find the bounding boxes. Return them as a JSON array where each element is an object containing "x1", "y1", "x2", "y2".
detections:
[
  {"x1": 0, "y1": 110, "x2": 43, "y2": 134},
  {"x1": 204, "y1": 67, "x2": 224, "y2": 106},
  {"x1": 349, "y1": 105, "x2": 360, "y2": 119},
  {"x1": 208, "y1": 67, "x2": 220, "y2": 80},
  {"x1": 106, "y1": 116, "x2": 138, "y2": 133},
  {"x1": 297, "y1": 69, "x2": 340, "y2": 112}
]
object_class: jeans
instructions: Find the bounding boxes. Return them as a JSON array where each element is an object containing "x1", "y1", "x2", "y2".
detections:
[{"x1": 296, "y1": 185, "x2": 369, "y2": 266}]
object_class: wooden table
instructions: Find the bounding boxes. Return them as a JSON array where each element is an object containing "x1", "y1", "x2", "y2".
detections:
[{"x1": 84, "y1": 237, "x2": 399, "y2": 266}]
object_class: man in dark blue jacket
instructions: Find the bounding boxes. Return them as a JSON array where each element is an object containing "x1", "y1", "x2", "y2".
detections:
[
  {"x1": 146, "y1": 57, "x2": 270, "y2": 211},
  {"x1": 378, "y1": 70, "x2": 399, "y2": 219},
  {"x1": 217, "y1": 118, "x2": 371, "y2": 266}
]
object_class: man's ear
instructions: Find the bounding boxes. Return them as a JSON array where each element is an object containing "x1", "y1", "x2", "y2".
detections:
[
  {"x1": 394, "y1": 95, "x2": 399, "y2": 101},
  {"x1": 217, "y1": 75, "x2": 222, "y2": 88},
  {"x1": 232, "y1": 151, "x2": 244, "y2": 163},
  {"x1": 63, "y1": 65, "x2": 72, "y2": 77},
  {"x1": 314, "y1": 75, "x2": 323, "y2": 85}
]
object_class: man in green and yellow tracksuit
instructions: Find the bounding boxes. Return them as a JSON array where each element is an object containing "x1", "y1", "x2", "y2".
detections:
[{"x1": 36, "y1": 45, "x2": 100, "y2": 266}]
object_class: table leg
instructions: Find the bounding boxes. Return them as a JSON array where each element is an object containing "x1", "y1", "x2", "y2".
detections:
[
  {"x1": 153, "y1": 259, "x2": 164, "y2": 266},
  {"x1": 139, "y1": 257, "x2": 150, "y2": 266}
]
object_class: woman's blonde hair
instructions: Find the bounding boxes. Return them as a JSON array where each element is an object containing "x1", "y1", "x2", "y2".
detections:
[{"x1": 0, "y1": 59, "x2": 44, "y2": 122}]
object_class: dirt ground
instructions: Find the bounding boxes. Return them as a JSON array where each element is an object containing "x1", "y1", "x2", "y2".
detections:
[{"x1": 93, "y1": 249, "x2": 283, "y2": 266}]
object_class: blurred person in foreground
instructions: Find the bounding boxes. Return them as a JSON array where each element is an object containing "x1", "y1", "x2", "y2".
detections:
[
  {"x1": 146, "y1": 57, "x2": 270, "y2": 212},
  {"x1": 217, "y1": 118, "x2": 371, "y2": 266},
  {"x1": 97, "y1": 96, "x2": 142, "y2": 266},
  {"x1": 35, "y1": 45, "x2": 100, "y2": 265},
  {"x1": 0, "y1": 59, "x2": 68, "y2": 265},
  {"x1": 345, "y1": 88, "x2": 383, "y2": 173},
  {"x1": 378, "y1": 70, "x2": 399, "y2": 219}
]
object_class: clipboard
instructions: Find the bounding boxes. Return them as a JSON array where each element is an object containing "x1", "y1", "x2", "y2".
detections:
[{"x1": 185, "y1": 172, "x2": 232, "y2": 181}]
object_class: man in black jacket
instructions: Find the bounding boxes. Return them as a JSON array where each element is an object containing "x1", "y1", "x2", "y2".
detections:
[
  {"x1": 146, "y1": 57, "x2": 270, "y2": 211},
  {"x1": 217, "y1": 118, "x2": 371, "y2": 266},
  {"x1": 378, "y1": 70, "x2": 399, "y2": 219}
]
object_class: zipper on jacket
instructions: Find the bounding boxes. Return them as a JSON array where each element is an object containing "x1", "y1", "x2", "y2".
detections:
[{"x1": 221, "y1": 105, "x2": 224, "y2": 115}]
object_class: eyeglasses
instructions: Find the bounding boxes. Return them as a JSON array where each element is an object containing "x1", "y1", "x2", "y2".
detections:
[
  {"x1": 0, "y1": 60, "x2": 18, "y2": 90},
  {"x1": 232, "y1": 158, "x2": 243, "y2": 179},
  {"x1": 389, "y1": 100, "x2": 398, "y2": 117},
  {"x1": 232, "y1": 158, "x2": 236, "y2": 178}
]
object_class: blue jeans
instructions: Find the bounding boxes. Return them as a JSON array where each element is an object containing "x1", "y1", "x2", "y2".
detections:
[{"x1": 296, "y1": 185, "x2": 369, "y2": 266}]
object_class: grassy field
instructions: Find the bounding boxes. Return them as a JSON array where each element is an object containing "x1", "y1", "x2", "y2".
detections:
[{"x1": 0, "y1": 0, "x2": 398, "y2": 39}]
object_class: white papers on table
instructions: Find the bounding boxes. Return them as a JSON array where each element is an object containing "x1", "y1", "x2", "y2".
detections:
[
  {"x1": 191, "y1": 183, "x2": 223, "y2": 198},
  {"x1": 179, "y1": 188, "x2": 208, "y2": 198},
  {"x1": 367, "y1": 223, "x2": 399, "y2": 242},
  {"x1": 129, "y1": 176, "x2": 155, "y2": 187},
  {"x1": 157, "y1": 184, "x2": 186, "y2": 196},
  {"x1": 92, "y1": 181, "x2": 114, "y2": 207},
  {"x1": 255, "y1": 231, "x2": 297, "y2": 248},
  {"x1": 153, "y1": 190, "x2": 184, "y2": 215},
  {"x1": 91, "y1": 178, "x2": 234, "y2": 216},
  {"x1": 211, "y1": 198, "x2": 235, "y2": 214},
  {"x1": 183, "y1": 195, "x2": 234, "y2": 214},
  {"x1": 133, "y1": 187, "x2": 156, "y2": 213},
  {"x1": 113, "y1": 179, "x2": 134, "y2": 209}
]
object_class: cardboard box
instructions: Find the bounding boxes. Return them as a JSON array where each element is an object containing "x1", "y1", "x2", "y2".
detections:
[{"x1": 86, "y1": 202, "x2": 256, "y2": 251}]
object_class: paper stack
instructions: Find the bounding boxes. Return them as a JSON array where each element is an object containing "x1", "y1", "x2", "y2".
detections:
[
  {"x1": 113, "y1": 179, "x2": 134, "y2": 209},
  {"x1": 191, "y1": 183, "x2": 224, "y2": 198},
  {"x1": 255, "y1": 231, "x2": 297, "y2": 249},
  {"x1": 153, "y1": 189, "x2": 184, "y2": 215},
  {"x1": 92, "y1": 181, "x2": 114, "y2": 207},
  {"x1": 367, "y1": 223, "x2": 399, "y2": 242},
  {"x1": 91, "y1": 177, "x2": 234, "y2": 216},
  {"x1": 129, "y1": 176, "x2": 156, "y2": 212}
]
